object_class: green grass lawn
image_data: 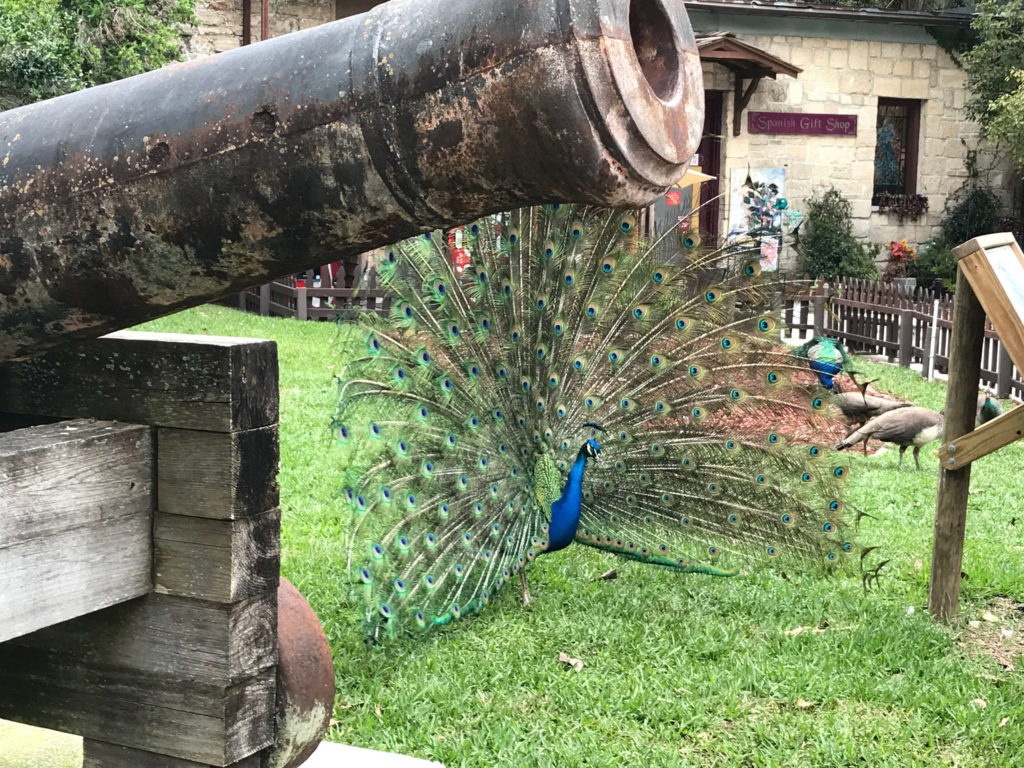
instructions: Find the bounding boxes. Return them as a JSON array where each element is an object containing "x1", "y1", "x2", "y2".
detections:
[{"x1": 138, "y1": 306, "x2": 1024, "y2": 768}]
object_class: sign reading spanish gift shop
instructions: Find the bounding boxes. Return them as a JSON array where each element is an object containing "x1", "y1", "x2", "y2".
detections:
[{"x1": 747, "y1": 111, "x2": 857, "y2": 136}]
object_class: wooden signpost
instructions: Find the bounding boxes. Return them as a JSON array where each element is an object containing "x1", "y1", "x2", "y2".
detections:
[{"x1": 928, "y1": 233, "x2": 1024, "y2": 620}]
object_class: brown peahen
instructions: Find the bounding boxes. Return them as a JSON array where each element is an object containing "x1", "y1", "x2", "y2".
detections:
[
  {"x1": 334, "y1": 205, "x2": 867, "y2": 642},
  {"x1": 835, "y1": 406, "x2": 943, "y2": 469}
]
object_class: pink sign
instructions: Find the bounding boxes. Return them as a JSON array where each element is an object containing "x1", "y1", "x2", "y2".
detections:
[{"x1": 748, "y1": 111, "x2": 857, "y2": 136}]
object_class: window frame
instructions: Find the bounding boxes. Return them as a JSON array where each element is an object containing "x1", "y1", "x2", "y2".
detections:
[{"x1": 873, "y1": 97, "x2": 921, "y2": 201}]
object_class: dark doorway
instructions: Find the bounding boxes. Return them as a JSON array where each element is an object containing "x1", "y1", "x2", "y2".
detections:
[{"x1": 697, "y1": 90, "x2": 724, "y2": 241}]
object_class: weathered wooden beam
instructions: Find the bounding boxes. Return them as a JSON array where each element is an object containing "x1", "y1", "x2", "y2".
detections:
[
  {"x1": 0, "y1": 0, "x2": 704, "y2": 362},
  {"x1": 0, "y1": 595, "x2": 277, "y2": 765},
  {"x1": 0, "y1": 331, "x2": 278, "y2": 431},
  {"x1": 83, "y1": 741, "x2": 261, "y2": 768},
  {"x1": 0, "y1": 419, "x2": 152, "y2": 642},
  {"x1": 941, "y1": 404, "x2": 1024, "y2": 470},
  {"x1": 158, "y1": 426, "x2": 279, "y2": 519},
  {"x1": 0, "y1": 332, "x2": 281, "y2": 765},
  {"x1": 928, "y1": 267, "x2": 986, "y2": 621},
  {"x1": 155, "y1": 508, "x2": 281, "y2": 602}
]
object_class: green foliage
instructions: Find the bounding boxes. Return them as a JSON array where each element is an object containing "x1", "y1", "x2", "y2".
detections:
[
  {"x1": 135, "y1": 306, "x2": 1024, "y2": 768},
  {"x1": 940, "y1": 183, "x2": 1002, "y2": 245},
  {"x1": 796, "y1": 187, "x2": 880, "y2": 280},
  {"x1": 0, "y1": 0, "x2": 196, "y2": 109},
  {"x1": 962, "y1": 0, "x2": 1024, "y2": 169},
  {"x1": 906, "y1": 184, "x2": 1002, "y2": 290},
  {"x1": 905, "y1": 239, "x2": 957, "y2": 291},
  {"x1": 0, "y1": 1, "x2": 84, "y2": 108}
]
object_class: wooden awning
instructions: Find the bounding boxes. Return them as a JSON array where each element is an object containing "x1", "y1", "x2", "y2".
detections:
[{"x1": 697, "y1": 32, "x2": 802, "y2": 135}]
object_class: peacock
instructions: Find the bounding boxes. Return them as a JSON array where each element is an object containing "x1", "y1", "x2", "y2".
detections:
[
  {"x1": 334, "y1": 206, "x2": 864, "y2": 643},
  {"x1": 793, "y1": 336, "x2": 853, "y2": 393}
]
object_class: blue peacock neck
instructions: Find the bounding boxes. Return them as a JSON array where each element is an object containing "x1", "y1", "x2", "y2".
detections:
[{"x1": 546, "y1": 444, "x2": 593, "y2": 552}]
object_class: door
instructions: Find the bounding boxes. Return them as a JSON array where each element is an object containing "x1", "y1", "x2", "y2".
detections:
[{"x1": 697, "y1": 90, "x2": 724, "y2": 242}]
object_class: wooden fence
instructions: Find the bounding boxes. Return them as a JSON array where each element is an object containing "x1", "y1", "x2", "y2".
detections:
[
  {"x1": 783, "y1": 276, "x2": 1024, "y2": 400},
  {"x1": 226, "y1": 266, "x2": 1023, "y2": 400},
  {"x1": 227, "y1": 262, "x2": 391, "y2": 321}
]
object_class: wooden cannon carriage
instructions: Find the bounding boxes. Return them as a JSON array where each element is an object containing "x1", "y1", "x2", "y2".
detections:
[{"x1": 0, "y1": 0, "x2": 704, "y2": 763}]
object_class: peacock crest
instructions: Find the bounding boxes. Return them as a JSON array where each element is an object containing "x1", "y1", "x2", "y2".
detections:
[{"x1": 334, "y1": 205, "x2": 861, "y2": 642}]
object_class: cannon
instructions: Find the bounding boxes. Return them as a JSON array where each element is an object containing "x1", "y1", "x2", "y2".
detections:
[{"x1": 0, "y1": 0, "x2": 703, "y2": 362}]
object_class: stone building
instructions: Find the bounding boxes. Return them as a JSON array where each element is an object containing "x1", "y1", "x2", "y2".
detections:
[
  {"x1": 686, "y1": 0, "x2": 1014, "y2": 270},
  {"x1": 187, "y1": 0, "x2": 1014, "y2": 272}
]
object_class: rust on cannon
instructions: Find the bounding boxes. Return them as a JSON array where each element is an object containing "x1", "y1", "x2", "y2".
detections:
[{"x1": 0, "y1": 0, "x2": 703, "y2": 362}]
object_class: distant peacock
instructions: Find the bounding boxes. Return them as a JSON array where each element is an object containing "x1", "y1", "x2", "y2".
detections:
[{"x1": 334, "y1": 206, "x2": 863, "y2": 643}]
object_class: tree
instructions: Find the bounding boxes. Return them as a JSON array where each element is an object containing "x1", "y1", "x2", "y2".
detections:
[
  {"x1": 962, "y1": 0, "x2": 1024, "y2": 169},
  {"x1": 0, "y1": 0, "x2": 196, "y2": 110}
]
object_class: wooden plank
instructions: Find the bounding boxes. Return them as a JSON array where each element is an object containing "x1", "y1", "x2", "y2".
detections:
[
  {"x1": 155, "y1": 509, "x2": 281, "y2": 602},
  {"x1": 0, "y1": 592, "x2": 277, "y2": 764},
  {"x1": 83, "y1": 740, "x2": 261, "y2": 768},
  {"x1": 157, "y1": 426, "x2": 279, "y2": 519},
  {"x1": 6, "y1": 593, "x2": 277, "y2": 682},
  {"x1": 0, "y1": 332, "x2": 277, "y2": 432},
  {"x1": 928, "y1": 266, "x2": 987, "y2": 622},
  {"x1": 0, "y1": 651, "x2": 274, "y2": 766},
  {"x1": 955, "y1": 235, "x2": 1024, "y2": 374},
  {"x1": 0, "y1": 420, "x2": 152, "y2": 547},
  {"x1": 941, "y1": 405, "x2": 1024, "y2": 470},
  {"x1": 0, "y1": 420, "x2": 153, "y2": 642}
]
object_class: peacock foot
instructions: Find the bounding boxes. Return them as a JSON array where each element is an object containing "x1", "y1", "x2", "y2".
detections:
[{"x1": 520, "y1": 570, "x2": 532, "y2": 606}]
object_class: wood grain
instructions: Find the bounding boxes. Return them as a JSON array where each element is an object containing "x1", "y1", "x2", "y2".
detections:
[
  {"x1": 157, "y1": 426, "x2": 279, "y2": 519},
  {"x1": 942, "y1": 405, "x2": 1024, "y2": 469},
  {"x1": 928, "y1": 266, "x2": 987, "y2": 621},
  {"x1": 155, "y1": 509, "x2": 281, "y2": 602},
  {"x1": 83, "y1": 740, "x2": 261, "y2": 768},
  {"x1": 0, "y1": 593, "x2": 277, "y2": 765},
  {"x1": 955, "y1": 236, "x2": 1024, "y2": 374},
  {"x1": 0, "y1": 332, "x2": 278, "y2": 432},
  {"x1": 0, "y1": 420, "x2": 153, "y2": 642}
]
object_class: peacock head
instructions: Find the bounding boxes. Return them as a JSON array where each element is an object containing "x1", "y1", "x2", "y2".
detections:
[{"x1": 581, "y1": 439, "x2": 601, "y2": 461}]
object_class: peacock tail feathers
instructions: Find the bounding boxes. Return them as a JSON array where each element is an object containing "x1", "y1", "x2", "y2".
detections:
[{"x1": 334, "y1": 205, "x2": 862, "y2": 643}]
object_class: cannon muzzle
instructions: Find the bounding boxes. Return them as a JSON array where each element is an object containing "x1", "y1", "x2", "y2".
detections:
[{"x1": 0, "y1": 0, "x2": 703, "y2": 361}]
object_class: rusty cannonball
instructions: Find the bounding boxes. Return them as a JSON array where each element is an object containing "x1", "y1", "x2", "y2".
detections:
[{"x1": 263, "y1": 578, "x2": 335, "y2": 768}]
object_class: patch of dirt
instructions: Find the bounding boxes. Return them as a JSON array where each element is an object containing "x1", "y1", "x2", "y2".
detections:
[{"x1": 960, "y1": 597, "x2": 1024, "y2": 672}]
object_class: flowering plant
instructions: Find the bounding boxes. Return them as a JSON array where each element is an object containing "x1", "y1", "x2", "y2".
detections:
[{"x1": 883, "y1": 238, "x2": 917, "y2": 282}]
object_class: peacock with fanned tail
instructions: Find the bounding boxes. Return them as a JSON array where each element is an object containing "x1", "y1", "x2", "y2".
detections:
[{"x1": 334, "y1": 205, "x2": 865, "y2": 643}]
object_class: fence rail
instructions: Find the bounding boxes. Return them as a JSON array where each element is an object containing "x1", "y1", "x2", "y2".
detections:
[
  {"x1": 225, "y1": 262, "x2": 392, "y2": 320},
  {"x1": 226, "y1": 269, "x2": 1023, "y2": 400},
  {"x1": 784, "y1": 276, "x2": 1024, "y2": 400}
]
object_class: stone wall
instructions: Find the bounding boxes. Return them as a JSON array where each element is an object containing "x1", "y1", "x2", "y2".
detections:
[
  {"x1": 189, "y1": 0, "x2": 337, "y2": 56},
  {"x1": 692, "y1": 13, "x2": 1014, "y2": 272}
]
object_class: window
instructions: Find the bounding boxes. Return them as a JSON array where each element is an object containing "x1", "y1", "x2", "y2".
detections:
[{"x1": 873, "y1": 98, "x2": 921, "y2": 202}]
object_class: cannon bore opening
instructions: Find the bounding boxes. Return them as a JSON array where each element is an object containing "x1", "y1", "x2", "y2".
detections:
[{"x1": 628, "y1": 0, "x2": 680, "y2": 101}]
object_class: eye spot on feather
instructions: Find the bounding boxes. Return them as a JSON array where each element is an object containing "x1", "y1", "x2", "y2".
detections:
[
  {"x1": 823, "y1": 522, "x2": 835, "y2": 533},
  {"x1": 801, "y1": 472, "x2": 813, "y2": 483},
  {"x1": 705, "y1": 289, "x2": 719, "y2": 303},
  {"x1": 834, "y1": 466, "x2": 847, "y2": 478},
  {"x1": 767, "y1": 546, "x2": 778, "y2": 557}
]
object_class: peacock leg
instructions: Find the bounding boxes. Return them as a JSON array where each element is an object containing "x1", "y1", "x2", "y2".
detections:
[
  {"x1": 898, "y1": 445, "x2": 907, "y2": 469},
  {"x1": 520, "y1": 569, "x2": 532, "y2": 605},
  {"x1": 913, "y1": 446, "x2": 922, "y2": 470}
]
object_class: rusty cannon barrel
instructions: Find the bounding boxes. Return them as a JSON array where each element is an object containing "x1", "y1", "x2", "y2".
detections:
[{"x1": 0, "y1": 0, "x2": 703, "y2": 361}]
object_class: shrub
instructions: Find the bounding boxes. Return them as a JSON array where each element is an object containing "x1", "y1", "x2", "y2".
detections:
[
  {"x1": 795, "y1": 187, "x2": 880, "y2": 280},
  {"x1": 0, "y1": 0, "x2": 196, "y2": 109}
]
